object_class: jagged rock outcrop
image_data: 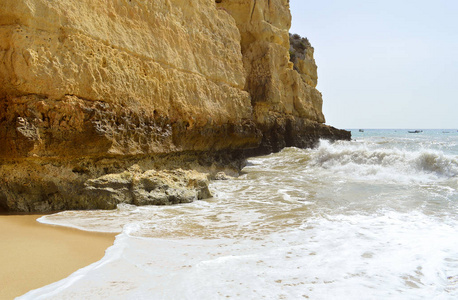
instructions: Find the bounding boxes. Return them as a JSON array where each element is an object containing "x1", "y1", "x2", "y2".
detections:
[
  {"x1": 0, "y1": 0, "x2": 350, "y2": 212},
  {"x1": 289, "y1": 33, "x2": 317, "y2": 88}
]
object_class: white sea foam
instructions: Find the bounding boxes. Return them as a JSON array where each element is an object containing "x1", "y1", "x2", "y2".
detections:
[
  {"x1": 307, "y1": 139, "x2": 458, "y2": 183},
  {"x1": 23, "y1": 211, "x2": 458, "y2": 300},
  {"x1": 23, "y1": 130, "x2": 458, "y2": 299}
]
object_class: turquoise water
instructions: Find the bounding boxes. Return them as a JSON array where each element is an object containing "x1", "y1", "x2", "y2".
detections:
[{"x1": 21, "y1": 129, "x2": 458, "y2": 299}]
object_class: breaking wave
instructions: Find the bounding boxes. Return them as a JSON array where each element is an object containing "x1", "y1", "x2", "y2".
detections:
[{"x1": 307, "y1": 140, "x2": 458, "y2": 182}]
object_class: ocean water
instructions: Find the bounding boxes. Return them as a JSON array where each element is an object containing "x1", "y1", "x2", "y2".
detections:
[{"x1": 20, "y1": 129, "x2": 458, "y2": 300}]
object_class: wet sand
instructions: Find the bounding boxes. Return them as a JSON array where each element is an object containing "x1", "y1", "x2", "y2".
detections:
[{"x1": 0, "y1": 215, "x2": 115, "y2": 299}]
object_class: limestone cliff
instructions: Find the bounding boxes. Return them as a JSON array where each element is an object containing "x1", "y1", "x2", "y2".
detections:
[{"x1": 0, "y1": 0, "x2": 350, "y2": 212}]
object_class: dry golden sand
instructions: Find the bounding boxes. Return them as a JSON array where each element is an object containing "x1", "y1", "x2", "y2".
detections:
[{"x1": 0, "y1": 215, "x2": 115, "y2": 299}]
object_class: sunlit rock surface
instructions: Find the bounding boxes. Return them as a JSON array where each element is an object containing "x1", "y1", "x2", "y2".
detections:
[{"x1": 0, "y1": 0, "x2": 350, "y2": 212}]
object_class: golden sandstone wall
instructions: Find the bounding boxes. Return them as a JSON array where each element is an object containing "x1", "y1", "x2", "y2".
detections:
[
  {"x1": 0, "y1": 0, "x2": 259, "y2": 157},
  {"x1": 0, "y1": 0, "x2": 350, "y2": 212},
  {"x1": 216, "y1": 0, "x2": 348, "y2": 153},
  {"x1": 217, "y1": 0, "x2": 324, "y2": 121}
]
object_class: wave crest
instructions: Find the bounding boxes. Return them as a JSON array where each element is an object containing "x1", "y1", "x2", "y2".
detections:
[{"x1": 308, "y1": 140, "x2": 458, "y2": 182}]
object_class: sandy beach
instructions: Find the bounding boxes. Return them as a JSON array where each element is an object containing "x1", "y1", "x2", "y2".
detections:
[{"x1": 0, "y1": 215, "x2": 115, "y2": 299}]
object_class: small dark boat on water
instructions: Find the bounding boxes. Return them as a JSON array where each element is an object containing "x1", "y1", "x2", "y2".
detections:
[
  {"x1": 359, "y1": 129, "x2": 364, "y2": 132},
  {"x1": 408, "y1": 130, "x2": 423, "y2": 133}
]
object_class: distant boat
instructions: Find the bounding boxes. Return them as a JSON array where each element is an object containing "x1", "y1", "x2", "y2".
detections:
[
  {"x1": 408, "y1": 130, "x2": 423, "y2": 133},
  {"x1": 359, "y1": 129, "x2": 364, "y2": 132},
  {"x1": 443, "y1": 131, "x2": 450, "y2": 133}
]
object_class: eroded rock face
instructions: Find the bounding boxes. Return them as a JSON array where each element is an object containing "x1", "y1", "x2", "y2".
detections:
[
  {"x1": 0, "y1": 164, "x2": 211, "y2": 212},
  {"x1": 85, "y1": 168, "x2": 211, "y2": 208},
  {"x1": 0, "y1": 153, "x2": 237, "y2": 212},
  {"x1": 289, "y1": 33, "x2": 318, "y2": 88},
  {"x1": 0, "y1": 0, "x2": 260, "y2": 156},
  {"x1": 0, "y1": 95, "x2": 261, "y2": 158},
  {"x1": 215, "y1": 0, "x2": 349, "y2": 153},
  {"x1": 0, "y1": 0, "x2": 350, "y2": 212}
]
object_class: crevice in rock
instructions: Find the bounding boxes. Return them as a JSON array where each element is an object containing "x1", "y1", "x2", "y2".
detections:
[
  {"x1": 250, "y1": 0, "x2": 257, "y2": 24},
  {"x1": 0, "y1": 191, "x2": 9, "y2": 212}
]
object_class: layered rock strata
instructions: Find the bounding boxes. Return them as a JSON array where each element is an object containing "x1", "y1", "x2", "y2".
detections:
[{"x1": 0, "y1": 0, "x2": 350, "y2": 212}]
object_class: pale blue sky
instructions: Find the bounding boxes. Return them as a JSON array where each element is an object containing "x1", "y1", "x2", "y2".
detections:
[{"x1": 290, "y1": 0, "x2": 458, "y2": 129}]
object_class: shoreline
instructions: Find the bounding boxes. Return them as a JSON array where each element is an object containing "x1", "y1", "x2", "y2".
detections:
[{"x1": 0, "y1": 214, "x2": 116, "y2": 299}]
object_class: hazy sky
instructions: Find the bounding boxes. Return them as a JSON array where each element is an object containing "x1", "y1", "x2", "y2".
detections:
[{"x1": 290, "y1": 0, "x2": 458, "y2": 129}]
